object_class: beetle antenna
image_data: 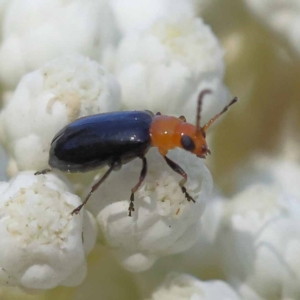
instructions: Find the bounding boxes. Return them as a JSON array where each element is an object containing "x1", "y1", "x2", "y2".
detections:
[
  {"x1": 202, "y1": 96, "x2": 238, "y2": 132},
  {"x1": 196, "y1": 89, "x2": 212, "y2": 132}
]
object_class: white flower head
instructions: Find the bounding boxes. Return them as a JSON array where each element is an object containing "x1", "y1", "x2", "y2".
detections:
[
  {"x1": 92, "y1": 148, "x2": 212, "y2": 272},
  {"x1": 104, "y1": 16, "x2": 229, "y2": 125},
  {"x1": 0, "y1": 0, "x2": 120, "y2": 90},
  {"x1": 0, "y1": 55, "x2": 121, "y2": 176},
  {"x1": 222, "y1": 157, "x2": 300, "y2": 298},
  {"x1": 220, "y1": 183, "x2": 300, "y2": 300},
  {"x1": 0, "y1": 171, "x2": 97, "y2": 290},
  {"x1": 148, "y1": 273, "x2": 241, "y2": 300}
]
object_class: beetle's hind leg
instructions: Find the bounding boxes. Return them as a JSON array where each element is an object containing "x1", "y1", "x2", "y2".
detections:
[
  {"x1": 71, "y1": 165, "x2": 114, "y2": 215},
  {"x1": 34, "y1": 168, "x2": 52, "y2": 175},
  {"x1": 163, "y1": 155, "x2": 195, "y2": 203},
  {"x1": 129, "y1": 156, "x2": 147, "y2": 217}
]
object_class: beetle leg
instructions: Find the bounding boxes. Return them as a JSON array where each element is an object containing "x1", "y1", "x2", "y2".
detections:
[
  {"x1": 163, "y1": 156, "x2": 195, "y2": 203},
  {"x1": 129, "y1": 156, "x2": 148, "y2": 217},
  {"x1": 71, "y1": 166, "x2": 114, "y2": 215},
  {"x1": 34, "y1": 168, "x2": 52, "y2": 175},
  {"x1": 179, "y1": 115, "x2": 186, "y2": 122}
]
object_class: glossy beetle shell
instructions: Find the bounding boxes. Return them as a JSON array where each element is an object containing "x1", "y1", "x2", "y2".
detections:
[{"x1": 49, "y1": 111, "x2": 154, "y2": 172}]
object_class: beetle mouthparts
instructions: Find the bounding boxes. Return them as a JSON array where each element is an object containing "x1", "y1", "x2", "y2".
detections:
[{"x1": 197, "y1": 147, "x2": 211, "y2": 159}]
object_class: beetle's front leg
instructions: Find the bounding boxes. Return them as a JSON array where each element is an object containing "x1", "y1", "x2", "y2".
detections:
[{"x1": 163, "y1": 155, "x2": 195, "y2": 203}]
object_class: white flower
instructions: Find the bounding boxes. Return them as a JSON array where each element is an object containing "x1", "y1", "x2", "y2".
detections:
[
  {"x1": 0, "y1": 0, "x2": 120, "y2": 90},
  {"x1": 0, "y1": 171, "x2": 97, "y2": 290},
  {"x1": 243, "y1": 0, "x2": 300, "y2": 55},
  {"x1": 92, "y1": 148, "x2": 212, "y2": 272},
  {"x1": 220, "y1": 183, "x2": 300, "y2": 300},
  {"x1": 147, "y1": 273, "x2": 241, "y2": 300},
  {"x1": 103, "y1": 16, "x2": 229, "y2": 126},
  {"x1": 223, "y1": 157, "x2": 300, "y2": 298},
  {"x1": 0, "y1": 55, "x2": 121, "y2": 177},
  {"x1": 110, "y1": 0, "x2": 196, "y2": 35}
]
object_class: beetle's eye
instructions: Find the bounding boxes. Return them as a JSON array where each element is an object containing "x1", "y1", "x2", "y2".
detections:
[{"x1": 181, "y1": 135, "x2": 195, "y2": 151}]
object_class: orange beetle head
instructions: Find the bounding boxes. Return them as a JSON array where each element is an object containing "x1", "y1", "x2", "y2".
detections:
[
  {"x1": 178, "y1": 89, "x2": 237, "y2": 159},
  {"x1": 178, "y1": 123, "x2": 210, "y2": 158}
]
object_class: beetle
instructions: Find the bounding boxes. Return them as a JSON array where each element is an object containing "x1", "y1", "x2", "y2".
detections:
[{"x1": 35, "y1": 89, "x2": 237, "y2": 216}]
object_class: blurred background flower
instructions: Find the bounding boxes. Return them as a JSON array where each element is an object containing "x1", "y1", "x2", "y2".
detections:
[{"x1": 0, "y1": 0, "x2": 299, "y2": 299}]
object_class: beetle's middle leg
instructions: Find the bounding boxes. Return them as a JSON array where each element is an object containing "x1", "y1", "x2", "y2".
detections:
[
  {"x1": 163, "y1": 155, "x2": 195, "y2": 203},
  {"x1": 34, "y1": 168, "x2": 52, "y2": 175},
  {"x1": 129, "y1": 156, "x2": 148, "y2": 217},
  {"x1": 71, "y1": 165, "x2": 114, "y2": 215}
]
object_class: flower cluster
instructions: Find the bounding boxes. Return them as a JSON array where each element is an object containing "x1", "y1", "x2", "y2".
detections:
[
  {"x1": 0, "y1": 172, "x2": 97, "y2": 290},
  {"x1": 0, "y1": 0, "x2": 298, "y2": 300}
]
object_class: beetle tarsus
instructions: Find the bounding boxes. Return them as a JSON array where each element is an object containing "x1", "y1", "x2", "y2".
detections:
[
  {"x1": 71, "y1": 204, "x2": 84, "y2": 215},
  {"x1": 128, "y1": 193, "x2": 135, "y2": 217},
  {"x1": 128, "y1": 199, "x2": 135, "y2": 217},
  {"x1": 181, "y1": 186, "x2": 196, "y2": 203},
  {"x1": 34, "y1": 168, "x2": 52, "y2": 175},
  {"x1": 127, "y1": 157, "x2": 147, "y2": 216}
]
